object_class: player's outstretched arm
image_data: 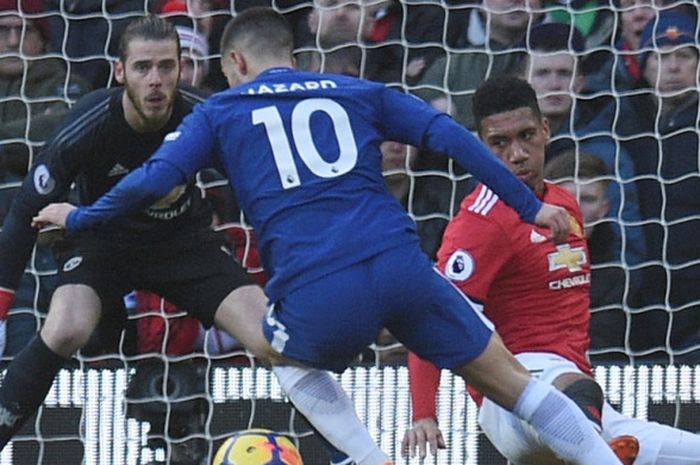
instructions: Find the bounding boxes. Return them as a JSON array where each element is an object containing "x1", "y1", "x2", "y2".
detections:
[
  {"x1": 403, "y1": 352, "x2": 446, "y2": 458},
  {"x1": 31, "y1": 202, "x2": 76, "y2": 229},
  {"x1": 534, "y1": 202, "x2": 571, "y2": 244}
]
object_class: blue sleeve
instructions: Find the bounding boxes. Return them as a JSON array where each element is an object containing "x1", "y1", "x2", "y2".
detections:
[
  {"x1": 150, "y1": 104, "x2": 218, "y2": 174},
  {"x1": 66, "y1": 160, "x2": 187, "y2": 230},
  {"x1": 67, "y1": 105, "x2": 217, "y2": 230},
  {"x1": 380, "y1": 88, "x2": 542, "y2": 223}
]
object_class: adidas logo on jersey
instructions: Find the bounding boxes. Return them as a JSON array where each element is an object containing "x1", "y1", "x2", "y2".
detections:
[
  {"x1": 530, "y1": 230, "x2": 547, "y2": 243},
  {"x1": 107, "y1": 163, "x2": 129, "y2": 177}
]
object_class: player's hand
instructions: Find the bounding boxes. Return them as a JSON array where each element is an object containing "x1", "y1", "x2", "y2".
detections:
[
  {"x1": 401, "y1": 417, "x2": 446, "y2": 459},
  {"x1": 534, "y1": 202, "x2": 571, "y2": 244},
  {"x1": 31, "y1": 202, "x2": 77, "y2": 229}
]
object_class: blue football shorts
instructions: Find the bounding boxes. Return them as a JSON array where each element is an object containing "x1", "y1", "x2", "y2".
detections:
[{"x1": 262, "y1": 242, "x2": 494, "y2": 372}]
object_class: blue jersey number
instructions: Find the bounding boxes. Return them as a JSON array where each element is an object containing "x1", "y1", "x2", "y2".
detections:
[{"x1": 252, "y1": 98, "x2": 358, "y2": 189}]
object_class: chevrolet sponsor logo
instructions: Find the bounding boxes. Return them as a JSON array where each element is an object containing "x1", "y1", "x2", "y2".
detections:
[{"x1": 548, "y1": 244, "x2": 587, "y2": 272}]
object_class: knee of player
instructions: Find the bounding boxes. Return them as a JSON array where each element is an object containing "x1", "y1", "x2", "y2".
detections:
[
  {"x1": 259, "y1": 344, "x2": 288, "y2": 366},
  {"x1": 40, "y1": 320, "x2": 95, "y2": 357},
  {"x1": 560, "y1": 376, "x2": 604, "y2": 427}
]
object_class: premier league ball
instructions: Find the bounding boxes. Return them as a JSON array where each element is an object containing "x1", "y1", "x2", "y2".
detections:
[{"x1": 212, "y1": 429, "x2": 304, "y2": 465}]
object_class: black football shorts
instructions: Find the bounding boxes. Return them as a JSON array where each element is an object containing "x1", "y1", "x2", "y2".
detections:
[{"x1": 54, "y1": 231, "x2": 255, "y2": 327}]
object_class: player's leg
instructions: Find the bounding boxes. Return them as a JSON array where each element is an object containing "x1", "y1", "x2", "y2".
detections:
[
  {"x1": 213, "y1": 284, "x2": 278, "y2": 361},
  {"x1": 457, "y1": 335, "x2": 627, "y2": 465},
  {"x1": 0, "y1": 283, "x2": 102, "y2": 449},
  {"x1": 478, "y1": 396, "x2": 565, "y2": 465},
  {"x1": 553, "y1": 373, "x2": 640, "y2": 464},
  {"x1": 477, "y1": 355, "x2": 607, "y2": 464},
  {"x1": 41, "y1": 284, "x2": 102, "y2": 357},
  {"x1": 260, "y1": 266, "x2": 393, "y2": 465},
  {"x1": 0, "y1": 241, "x2": 123, "y2": 451},
  {"x1": 215, "y1": 288, "x2": 385, "y2": 464},
  {"x1": 148, "y1": 235, "x2": 271, "y2": 360},
  {"x1": 160, "y1": 239, "x2": 388, "y2": 465},
  {"x1": 601, "y1": 402, "x2": 700, "y2": 465},
  {"x1": 220, "y1": 300, "x2": 389, "y2": 464},
  {"x1": 382, "y1": 245, "x2": 623, "y2": 465}
]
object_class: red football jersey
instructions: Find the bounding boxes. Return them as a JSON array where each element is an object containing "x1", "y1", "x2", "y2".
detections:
[
  {"x1": 409, "y1": 182, "x2": 592, "y2": 419},
  {"x1": 438, "y1": 182, "x2": 591, "y2": 373}
]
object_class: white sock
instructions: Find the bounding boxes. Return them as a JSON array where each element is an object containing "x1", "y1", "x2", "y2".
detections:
[
  {"x1": 513, "y1": 379, "x2": 622, "y2": 465},
  {"x1": 272, "y1": 365, "x2": 390, "y2": 465}
]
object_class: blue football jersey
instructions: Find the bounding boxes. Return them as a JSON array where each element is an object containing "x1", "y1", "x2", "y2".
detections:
[{"x1": 69, "y1": 67, "x2": 541, "y2": 302}]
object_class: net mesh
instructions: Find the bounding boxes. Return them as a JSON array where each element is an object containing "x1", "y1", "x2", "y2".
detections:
[{"x1": 1, "y1": 0, "x2": 699, "y2": 464}]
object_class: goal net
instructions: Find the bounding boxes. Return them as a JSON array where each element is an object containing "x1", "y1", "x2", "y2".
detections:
[{"x1": 1, "y1": 0, "x2": 699, "y2": 464}]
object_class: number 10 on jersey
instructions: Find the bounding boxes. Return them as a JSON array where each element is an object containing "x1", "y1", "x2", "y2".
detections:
[{"x1": 252, "y1": 98, "x2": 359, "y2": 189}]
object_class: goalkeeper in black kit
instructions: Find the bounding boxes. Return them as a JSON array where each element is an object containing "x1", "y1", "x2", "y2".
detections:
[{"x1": 0, "y1": 15, "x2": 271, "y2": 449}]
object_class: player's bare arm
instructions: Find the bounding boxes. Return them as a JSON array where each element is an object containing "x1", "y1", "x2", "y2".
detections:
[
  {"x1": 535, "y1": 202, "x2": 570, "y2": 243},
  {"x1": 31, "y1": 202, "x2": 76, "y2": 229}
]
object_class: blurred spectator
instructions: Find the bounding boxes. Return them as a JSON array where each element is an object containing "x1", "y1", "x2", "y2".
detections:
[
  {"x1": 414, "y1": 0, "x2": 543, "y2": 129},
  {"x1": 380, "y1": 141, "x2": 412, "y2": 202},
  {"x1": 297, "y1": 0, "x2": 444, "y2": 86},
  {"x1": 522, "y1": 22, "x2": 645, "y2": 267},
  {"x1": 175, "y1": 25, "x2": 210, "y2": 90},
  {"x1": 0, "y1": 0, "x2": 89, "y2": 177},
  {"x1": 542, "y1": 0, "x2": 615, "y2": 50},
  {"x1": 611, "y1": 10, "x2": 700, "y2": 362},
  {"x1": 583, "y1": 0, "x2": 657, "y2": 97},
  {"x1": 403, "y1": 0, "x2": 544, "y2": 257},
  {"x1": 45, "y1": 0, "x2": 143, "y2": 89},
  {"x1": 545, "y1": 150, "x2": 636, "y2": 360},
  {"x1": 160, "y1": 0, "x2": 215, "y2": 38},
  {"x1": 159, "y1": 0, "x2": 228, "y2": 92},
  {"x1": 362, "y1": 0, "x2": 445, "y2": 86},
  {"x1": 296, "y1": 0, "x2": 377, "y2": 72}
]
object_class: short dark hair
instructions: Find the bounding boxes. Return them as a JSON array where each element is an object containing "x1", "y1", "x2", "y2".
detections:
[
  {"x1": 517, "y1": 22, "x2": 584, "y2": 76},
  {"x1": 220, "y1": 7, "x2": 293, "y2": 58},
  {"x1": 118, "y1": 15, "x2": 180, "y2": 62},
  {"x1": 527, "y1": 22, "x2": 586, "y2": 54},
  {"x1": 473, "y1": 76, "x2": 543, "y2": 133},
  {"x1": 544, "y1": 150, "x2": 610, "y2": 188}
]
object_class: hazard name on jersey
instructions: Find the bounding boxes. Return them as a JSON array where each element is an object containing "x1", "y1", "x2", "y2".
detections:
[{"x1": 244, "y1": 79, "x2": 338, "y2": 95}]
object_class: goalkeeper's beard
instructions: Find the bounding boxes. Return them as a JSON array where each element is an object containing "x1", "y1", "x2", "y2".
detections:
[{"x1": 124, "y1": 78, "x2": 174, "y2": 131}]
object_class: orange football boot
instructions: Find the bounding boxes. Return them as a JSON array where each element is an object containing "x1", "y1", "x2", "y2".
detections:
[{"x1": 608, "y1": 435, "x2": 639, "y2": 465}]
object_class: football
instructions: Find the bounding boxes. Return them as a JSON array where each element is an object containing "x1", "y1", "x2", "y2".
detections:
[{"x1": 213, "y1": 429, "x2": 304, "y2": 465}]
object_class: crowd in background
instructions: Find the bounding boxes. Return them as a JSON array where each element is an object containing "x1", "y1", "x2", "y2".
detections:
[{"x1": 1, "y1": 0, "x2": 699, "y2": 366}]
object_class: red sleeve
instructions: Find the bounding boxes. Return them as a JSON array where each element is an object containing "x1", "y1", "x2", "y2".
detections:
[
  {"x1": 0, "y1": 288, "x2": 14, "y2": 319},
  {"x1": 408, "y1": 352, "x2": 441, "y2": 422},
  {"x1": 436, "y1": 205, "x2": 512, "y2": 302}
]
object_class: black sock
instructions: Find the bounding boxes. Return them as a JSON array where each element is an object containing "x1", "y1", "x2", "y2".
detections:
[{"x1": 0, "y1": 335, "x2": 67, "y2": 449}]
